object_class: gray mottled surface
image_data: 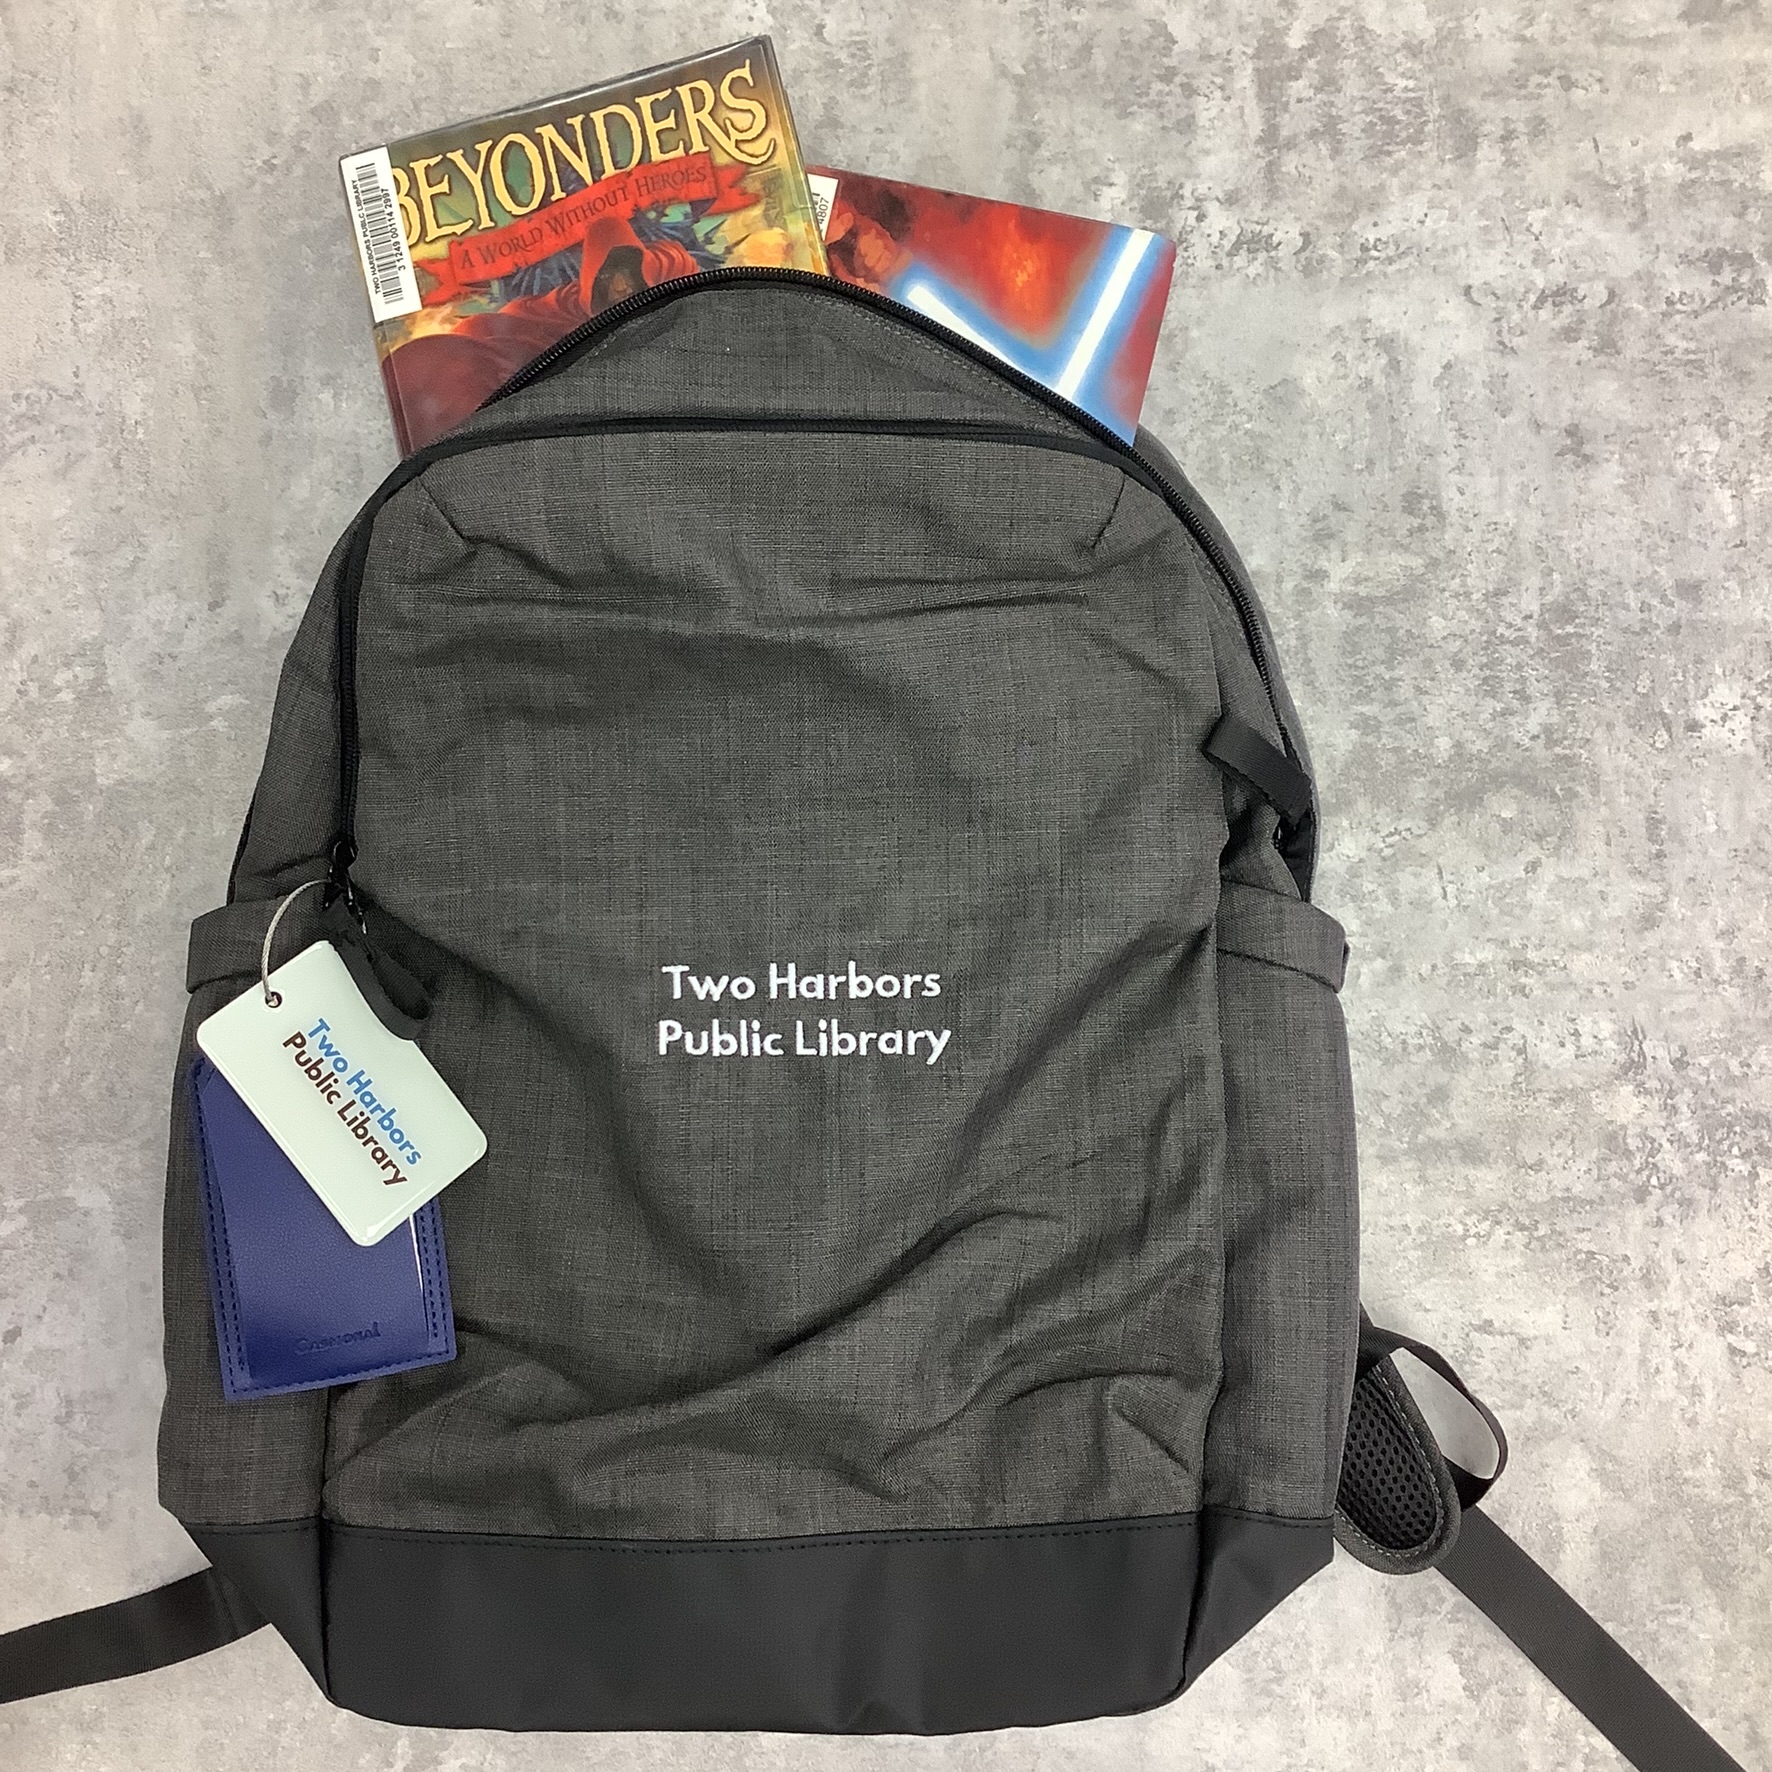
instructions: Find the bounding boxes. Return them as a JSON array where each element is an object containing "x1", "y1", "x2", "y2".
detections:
[{"x1": 2, "y1": 1, "x2": 1766, "y2": 1766}]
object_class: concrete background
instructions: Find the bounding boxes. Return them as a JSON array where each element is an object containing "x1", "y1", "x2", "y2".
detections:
[{"x1": 2, "y1": 1, "x2": 1767, "y2": 1766}]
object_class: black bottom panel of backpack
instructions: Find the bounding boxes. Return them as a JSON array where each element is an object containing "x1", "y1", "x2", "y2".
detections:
[{"x1": 190, "y1": 1509, "x2": 1329, "y2": 1733}]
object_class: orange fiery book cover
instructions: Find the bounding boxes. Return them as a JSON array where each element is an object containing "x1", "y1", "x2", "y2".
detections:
[
  {"x1": 806, "y1": 167, "x2": 1174, "y2": 443},
  {"x1": 341, "y1": 39, "x2": 826, "y2": 454}
]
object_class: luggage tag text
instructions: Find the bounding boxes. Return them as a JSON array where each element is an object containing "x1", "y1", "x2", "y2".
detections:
[{"x1": 197, "y1": 938, "x2": 485, "y2": 1247}]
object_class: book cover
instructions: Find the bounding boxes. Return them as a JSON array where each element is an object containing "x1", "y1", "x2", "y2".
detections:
[
  {"x1": 342, "y1": 38, "x2": 827, "y2": 455},
  {"x1": 806, "y1": 167, "x2": 1174, "y2": 444}
]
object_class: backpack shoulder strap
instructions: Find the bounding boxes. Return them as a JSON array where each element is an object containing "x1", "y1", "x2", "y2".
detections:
[
  {"x1": 1340, "y1": 1311, "x2": 1747, "y2": 1772},
  {"x1": 1443, "y1": 1508, "x2": 1745, "y2": 1772},
  {"x1": 0, "y1": 1566, "x2": 263, "y2": 1704}
]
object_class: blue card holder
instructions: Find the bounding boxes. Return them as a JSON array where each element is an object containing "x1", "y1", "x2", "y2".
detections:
[{"x1": 188, "y1": 1054, "x2": 456, "y2": 1401}]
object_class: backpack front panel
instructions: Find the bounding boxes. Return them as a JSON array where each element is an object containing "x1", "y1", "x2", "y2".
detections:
[
  {"x1": 329, "y1": 423, "x2": 1230, "y2": 1538},
  {"x1": 157, "y1": 279, "x2": 1352, "y2": 1731}
]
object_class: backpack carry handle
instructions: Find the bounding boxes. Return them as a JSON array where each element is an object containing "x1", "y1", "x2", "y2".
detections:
[{"x1": 1204, "y1": 712, "x2": 1319, "y2": 898}]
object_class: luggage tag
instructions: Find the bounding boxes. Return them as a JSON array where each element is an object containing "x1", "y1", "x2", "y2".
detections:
[
  {"x1": 195, "y1": 882, "x2": 486, "y2": 1248},
  {"x1": 188, "y1": 1053, "x2": 456, "y2": 1400}
]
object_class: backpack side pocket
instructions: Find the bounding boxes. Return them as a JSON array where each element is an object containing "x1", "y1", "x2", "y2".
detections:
[
  {"x1": 1203, "y1": 881, "x2": 1361, "y2": 1518},
  {"x1": 161, "y1": 896, "x2": 333, "y2": 1525}
]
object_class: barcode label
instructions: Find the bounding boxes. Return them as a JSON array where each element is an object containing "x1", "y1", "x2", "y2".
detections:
[
  {"x1": 807, "y1": 173, "x2": 839, "y2": 241},
  {"x1": 340, "y1": 147, "x2": 420, "y2": 322}
]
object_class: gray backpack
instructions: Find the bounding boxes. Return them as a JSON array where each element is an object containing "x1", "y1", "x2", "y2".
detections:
[{"x1": 0, "y1": 272, "x2": 1741, "y2": 1769}]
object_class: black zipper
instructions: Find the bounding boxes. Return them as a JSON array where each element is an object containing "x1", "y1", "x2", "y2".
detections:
[
  {"x1": 484, "y1": 265, "x2": 1283, "y2": 719},
  {"x1": 328, "y1": 267, "x2": 1293, "y2": 887}
]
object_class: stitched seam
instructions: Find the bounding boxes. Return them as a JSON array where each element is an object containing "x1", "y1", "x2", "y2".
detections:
[
  {"x1": 1205, "y1": 1509, "x2": 1331, "y2": 1531},
  {"x1": 239, "y1": 1346, "x2": 457, "y2": 1391},
  {"x1": 229, "y1": 1353, "x2": 451, "y2": 1396},
  {"x1": 411, "y1": 1212, "x2": 431, "y2": 1344},
  {"x1": 1335, "y1": 1369, "x2": 1446, "y2": 1559},
  {"x1": 188, "y1": 962, "x2": 259, "y2": 992},
  {"x1": 425, "y1": 1208, "x2": 443, "y2": 1347},
  {"x1": 212, "y1": 1212, "x2": 453, "y2": 1395},
  {"x1": 1216, "y1": 941, "x2": 1339, "y2": 989},
  {"x1": 429, "y1": 1208, "x2": 449, "y2": 1348},
  {"x1": 190, "y1": 1067, "x2": 251, "y2": 1394},
  {"x1": 1089, "y1": 471, "x2": 1131, "y2": 552},
  {"x1": 430, "y1": 1208, "x2": 455, "y2": 1353},
  {"x1": 486, "y1": 291, "x2": 1074, "y2": 439},
  {"x1": 1334, "y1": 1462, "x2": 1405, "y2": 1558},
  {"x1": 183, "y1": 1511, "x2": 1325, "y2": 1546},
  {"x1": 699, "y1": 286, "x2": 1074, "y2": 431},
  {"x1": 204, "y1": 1200, "x2": 453, "y2": 1392},
  {"x1": 413, "y1": 1209, "x2": 436, "y2": 1345},
  {"x1": 1378, "y1": 1362, "x2": 1448, "y2": 1542},
  {"x1": 1218, "y1": 879, "x2": 1308, "y2": 908},
  {"x1": 186, "y1": 1518, "x2": 319, "y2": 1535},
  {"x1": 1218, "y1": 879, "x2": 1347, "y2": 925},
  {"x1": 179, "y1": 1515, "x2": 1322, "y2": 1541},
  {"x1": 1335, "y1": 1512, "x2": 1394, "y2": 1558},
  {"x1": 415, "y1": 475, "x2": 472, "y2": 549},
  {"x1": 415, "y1": 1204, "x2": 448, "y2": 1350},
  {"x1": 322, "y1": 1515, "x2": 1206, "y2": 1553}
]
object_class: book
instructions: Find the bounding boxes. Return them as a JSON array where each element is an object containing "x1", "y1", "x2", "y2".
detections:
[
  {"x1": 805, "y1": 167, "x2": 1174, "y2": 444},
  {"x1": 341, "y1": 38, "x2": 827, "y2": 455}
]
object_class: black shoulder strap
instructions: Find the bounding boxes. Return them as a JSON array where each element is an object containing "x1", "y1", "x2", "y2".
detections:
[
  {"x1": 1442, "y1": 1507, "x2": 1745, "y2": 1772},
  {"x1": 1339, "y1": 1312, "x2": 1747, "y2": 1772},
  {"x1": 0, "y1": 1566, "x2": 263, "y2": 1704}
]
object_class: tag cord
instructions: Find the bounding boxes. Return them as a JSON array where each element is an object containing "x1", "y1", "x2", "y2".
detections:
[{"x1": 260, "y1": 880, "x2": 329, "y2": 1007}]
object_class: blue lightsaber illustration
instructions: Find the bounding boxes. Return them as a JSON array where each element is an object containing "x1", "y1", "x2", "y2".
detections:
[{"x1": 889, "y1": 227, "x2": 1162, "y2": 441}]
